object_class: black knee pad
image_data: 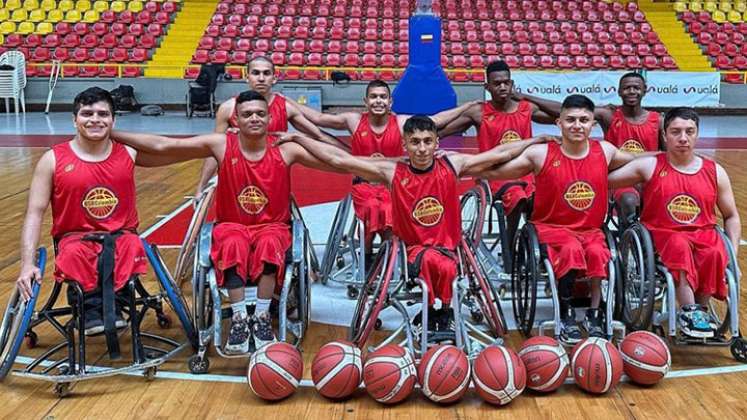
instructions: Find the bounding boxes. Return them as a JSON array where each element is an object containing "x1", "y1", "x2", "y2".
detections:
[
  {"x1": 558, "y1": 270, "x2": 577, "y2": 300},
  {"x1": 223, "y1": 267, "x2": 245, "y2": 289},
  {"x1": 262, "y1": 263, "x2": 278, "y2": 276}
]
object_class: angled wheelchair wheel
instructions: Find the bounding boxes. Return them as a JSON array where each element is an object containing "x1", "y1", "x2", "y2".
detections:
[
  {"x1": 320, "y1": 194, "x2": 353, "y2": 284},
  {"x1": 174, "y1": 185, "x2": 215, "y2": 287},
  {"x1": 349, "y1": 240, "x2": 399, "y2": 347},
  {"x1": 461, "y1": 238, "x2": 505, "y2": 337},
  {"x1": 0, "y1": 248, "x2": 46, "y2": 381},
  {"x1": 602, "y1": 226, "x2": 625, "y2": 321},
  {"x1": 290, "y1": 197, "x2": 320, "y2": 278},
  {"x1": 511, "y1": 224, "x2": 540, "y2": 337},
  {"x1": 619, "y1": 223, "x2": 656, "y2": 331},
  {"x1": 459, "y1": 186, "x2": 486, "y2": 245}
]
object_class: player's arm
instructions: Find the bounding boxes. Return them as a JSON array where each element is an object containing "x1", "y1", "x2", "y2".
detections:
[
  {"x1": 194, "y1": 103, "x2": 231, "y2": 195},
  {"x1": 602, "y1": 141, "x2": 659, "y2": 171},
  {"x1": 435, "y1": 102, "x2": 482, "y2": 137},
  {"x1": 715, "y1": 164, "x2": 741, "y2": 255},
  {"x1": 607, "y1": 155, "x2": 655, "y2": 189},
  {"x1": 213, "y1": 100, "x2": 232, "y2": 134},
  {"x1": 594, "y1": 105, "x2": 615, "y2": 134},
  {"x1": 658, "y1": 112, "x2": 667, "y2": 151},
  {"x1": 450, "y1": 135, "x2": 556, "y2": 177},
  {"x1": 528, "y1": 102, "x2": 558, "y2": 124},
  {"x1": 398, "y1": 100, "x2": 480, "y2": 130},
  {"x1": 276, "y1": 133, "x2": 395, "y2": 185},
  {"x1": 112, "y1": 130, "x2": 222, "y2": 162},
  {"x1": 475, "y1": 144, "x2": 542, "y2": 180},
  {"x1": 17, "y1": 151, "x2": 54, "y2": 301},
  {"x1": 516, "y1": 92, "x2": 562, "y2": 119},
  {"x1": 290, "y1": 98, "x2": 355, "y2": 131},
  {"x1": 285, "y1": 101, "x2": 351, "y2": 150}
]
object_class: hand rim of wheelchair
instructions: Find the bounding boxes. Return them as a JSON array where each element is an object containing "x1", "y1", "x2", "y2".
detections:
[
  {"x1": 460, "y1": 237, "x2": 506, "y2": 338},
  {"x1": 319, "y1": 194, "x2": 353, "y2": 284},
  {"x1": 511, "y1": 223, "x2": 540, "y2": 337},
  {"x1": 174, "y1": 183, "x2": 216, "y2": 288}
]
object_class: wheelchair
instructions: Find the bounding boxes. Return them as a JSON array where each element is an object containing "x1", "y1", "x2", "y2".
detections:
[
  {"x1": 186, "y1": 192, "x2": 312, "y2": 374},
  {"x1": 348, "y1": 236, "x2": 506, "y2": 360},
  {"x1": 460, "y1": 180, "x2": 531, "y2": 298},
  {"x1": 185, "y1": 64, "x2": 223, "y2": 119},
  {"x1": 0, "y1": 241, "x2": 196, "y2": 397},
  {"x1": 510, "y1": 222, "x2": 625, "y2": 343},
  {"x1": 618, "y1": 223, "x2": 747, "y2": 362}
]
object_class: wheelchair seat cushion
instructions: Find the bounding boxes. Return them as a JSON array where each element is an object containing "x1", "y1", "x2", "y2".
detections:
[
  {"x1": 534, "y1": 224, "x2": 610, "y2": 280},
  {"x1": 406, "y1": 245, "x2": 458, "y2": 306}
]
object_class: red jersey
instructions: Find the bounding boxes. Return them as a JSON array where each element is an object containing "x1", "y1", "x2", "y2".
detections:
[
  {"x1": 391, "y1": 158, "x2": 461, "y2": 250},
  {"x1": 531, "y1": 141, "x2": 609, "y2": 230},
  {"x1": 51, "y1": 141, "x2": 139, "y2": 239},
  {"x1": 228, "y1": 94, "x2": 288, "y2": 135},
  {"x1": 605, "y1": 108, "x2": 660, "y2": 153},
  {"x1": 215, "y1": 132, "x2": 290, "y2": 226},
  {"x1": 351, "y1": 113, "x2": 403, "y2": 157},
  {"x1": 641, "y1": 154, "x2": 718, "y2": 232},
  {"x1": 476, "y1": 100, "x2": 533, "y2": 152}
]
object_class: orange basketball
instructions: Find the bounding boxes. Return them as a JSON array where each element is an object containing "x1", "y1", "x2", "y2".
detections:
[
  {"x1": 417, "y1": 345, "x2": 471, "y2": 404},
  {"x1": 311, "y1": 340, "x2": 363, "y2": 399},
  {"x1": 571, "y1": 338, "x2": 624, "y2": 394},
  {"x1": 518, "y1": 336, "x2": 569, "y2": 392},
  {"x1": 363, "y1": 345, "x2": 417, "y2": 404},
  {"x1": 472, "y1": 345, "x2": 526, "y2": 405},
  {"x1": 619, "y1": 331, "x2": 671, "y2": 386},
  {"x1": 247, "y1": 342, "x2": 303, "y2": 401}
]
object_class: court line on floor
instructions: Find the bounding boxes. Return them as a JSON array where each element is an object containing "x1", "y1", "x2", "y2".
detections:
[{"x1": 140, "y1": 197, "x2": 193, "y2": 240}]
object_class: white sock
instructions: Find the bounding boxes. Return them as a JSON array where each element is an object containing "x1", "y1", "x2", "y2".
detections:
[
  {"x1": 256, "y1": 298, "x2": 271, "y2": 316},
  {"x1": 231, "y1": 300, "x2": 247, "y2": 320}
]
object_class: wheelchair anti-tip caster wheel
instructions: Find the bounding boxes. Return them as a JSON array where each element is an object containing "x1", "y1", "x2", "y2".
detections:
[
  {"x1": 54, "y1": 382, "x2": 71, "y2": 398},
  {"x1": 144, "y1": 366, "x2": 158, "y2": 381},
  {"x1": 188, "y1": 354, "x2": 210, "y2": 374},
  {"x1": 471, "y1": 310, "x2": 484, "y2": 324},
  {"x1": 336, "y1": 256, "x2": 345, "y2": 270},
  {"x1": 157, "y1": 313, "x2": 172, "y2": 329},
  {"x1": 730, "y1": 337, "x2": 747, "y2": 363},
  {"x1": 374, "y1": 319, "x2": 383, "y2": 330},
  {"x1": 347, "y1": 286, "x2": 359, "y2": 300},
  {"x1": 25, "y1": 331, "x2": 38, "y2": 349}
]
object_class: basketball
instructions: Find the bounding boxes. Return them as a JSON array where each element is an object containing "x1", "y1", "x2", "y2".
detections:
[
  {"x1": 518, "y1": 336, "x2": 570, "y2": 392},
  {"x1": 363, "y1": 345, "x2": 417, "y2": 404},
  {"x1": 619, "y1": 331, "x2": 671, "y2": 386},
  {"x1": 417, "y1": 345, "x2": 471, "y2": 404},
  {"x1": 472, "y1": 345, "x2": 526, "y2": 406},
  {"x1": 311, "y1": 340, "x2": 363, "y2": 399},
  {"x1": 247, "y1": 342, "x2": 304, "y2": 401},
  {"x1": 571, "y1": 338, "x2": 624, "y2": 394}
]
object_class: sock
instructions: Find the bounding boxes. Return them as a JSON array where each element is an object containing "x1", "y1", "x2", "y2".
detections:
[
  {"x1": 256, "y1": 298, "x2": 272, "y2": 317},
  {"x1": 231, "y1": 300, "x2": 247, "y2": 320}
]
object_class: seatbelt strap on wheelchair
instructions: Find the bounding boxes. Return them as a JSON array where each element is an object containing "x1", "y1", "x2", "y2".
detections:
[{"x1": 83, "y1": 231, "x2": 124, "y2": 360}]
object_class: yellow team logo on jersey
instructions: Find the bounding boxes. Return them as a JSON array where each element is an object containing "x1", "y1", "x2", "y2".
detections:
[
  {"x1": 620, "y1": 139, "x2": 645, "y2": 154},
  {"x1": 563, "y1": 181, "x2": 595, "y2": 211},
  {"x1": 82, "y1": 187, "x2": 119, "y2": 219},
  {"x1": 500, "y1": 130, "x2": 522, "y2": 144},
  {"x1": 412, "y1": 196, "x2": 444, "y2": 227},
  {"x1": 238, "y1": 185, "x2": 268, "y2": 215},
  {"x1": 667, "y1": 194, "x2": 701, "y2": 224}
]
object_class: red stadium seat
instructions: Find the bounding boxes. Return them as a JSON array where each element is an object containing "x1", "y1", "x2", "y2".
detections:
[
  {"x1": 557, "y1": 55, "x2": 573, "y2": 69},
  {"x1": 211, "y1": 50, "x2": 229, "y2": 63},
  {"x1": 79, "y1": 65, "x2": 100, "y2": 77},
  {"x1": 345, "y1": 41, "x2": 359, "y2": 54},
  {"x1": 552, "y1": 43, "x2": 567, "y2": 55},
  {"x1": 344, "y1": 53, "x2": 359, "y2": 66},
  {"x1": 53, "y1": 47, "x2": 70, "y2": 61},
  {"x1": 533, "y1": 42, "x2": 549, "y2": 55},
  {"x1": 362, "y1": 53, "x2": 377, "y2": 67},
  {"x1": 485, "y1": 43, "x2": 499, "y2": 55},
  {"x1": 140, "y1": 34, "x2": 156, "y2": 49},
  {"x1": 120, "y1": 34, "x2": 137, "y2": 49},
  {"x1": 24, "y1": 35, "x2": 41, "y2": 48},
  {"x1": 155, "y1": 12, "x2": 170, "y2": 25},
  {"x1": 381, "y1": 53, "x2": 396, "y2": 67},
  {"x1": 661, "y1": 56, "x2": 677, "y2": 69},
  {"x1": 288, "y1": 52, "x2": 303, "y2": 65},
  {"x1": 69, "y1": 47, "x2": 87, "y2": 62},
  {"x1": 233, "y1": 38, "x2": 251, "y2": 51},
  {"x1": 325, "y1": 53, "x2": 341, "y2": 66},
  {"x1": 100, "y1": 10, "x2": 116, "y2": 23},
  {"x1": 198, "y1": 36, "x2": 215, "y2": 50},
  {"x1": 42, "y1": 34, "x2": 60, "y2": 48},
  {"x1": 643, "y1": 56, "x2": 660, "y2": 69},
  {"x1": 230, "y1": 51, "x2": 248, "y2": 64},
  {"x1": 518, "y1": 43, "x2": 533, "y2": 55},
  {"x1": 574, "y1": 56, "x2": 590, "y2": 69},
  {"x1": 136, "y1": 11, "x2": 153, "y2": 25},
  {"x1": 569, "y1": 43, "x2": 583, "y2": 55},
  {"x1": 122, "y1": 66, "x2": 142, "y2": 77},
  {"x1": 451, "y1": 43, "x2": 465, "y2": 55},
  {"x1": 55, "y1": 22, "x2": 72, "y2": 36},
  {"x1": 609, "y1": 55, "x2": 625, "y2": 69},
  {"x1": 326, "y1": 40, "x2": 341, "y2": 53},
  {"x1": 92, "y1": 22, "x2": 108, "y2": 36},
  {"x1": 733, "y1": 56, "x2": 747, "y2": 69},
  {"x1": 254, "y1": 39, "x2": 269, "y2": 52},
  {"x1": 31, "y1": 47, "x2": 50, "y2": 62},
  {"x1": 715, "y1": 55, "x2": 733, "y2": 69},
  {"x1": 110, "y1": 47, "x2": 127, "y2": 62},
  {"x1": 307, "y1": 52, "x2": 322, "y2": 66},
  {"x1": 118, "y1": 11, "x2": 134, "y2": 24},
  {"x1": 626, "y1": 56, "x2": 642, "y2": 68},
  {"x1": 273, "y1": 39, "x2": 288, "y2": 52},
  {"x1": 223, "y1": 24, "x2": 239, "y2": 38},
  {"x1": 73, "y1": 23, "x2": 89, "y2": 36},
  {"x1": 538, "y1": 55, "x2": 553, "y2": 68},
  {"x1": 111, "y1": 23, "x2": 126, "y2": 36},
  {"x1": 501, "y1": 43, "x2": 516, "y2": 55},
  {"x1": 620, "y1": 44, "x2": 635, "y2": 56},
  {"x1": 62, "y1": 34, "x2": 80, "y2": 48},
  {"x1": 240, "y1": 25, "x2": 256, "y2": 38},
  {"x1": 130, "y1": 48, "x2": 148, "y2": 62},
  {"x1": 364, "y1": 28, "x2": 378, "y2": 40},
  {"x1": 270, "y1": 52, "x2": 286, "y2": 65},
  {"x1": 192, "y1": 49, "x2": 209, "y2": 64},
  {"x1": 591, "y1": 55, "x2": 607, "y2": 69},
  {"x1": 205, "y1": 24, "x2": 220, "y2": 37},
  {"x1": 522, "y1": 55, "x2": 538, "y2": 69},
  {"x1": 363, "y1": 41, "x2": 376, "y2": 54},
  {"x1": 603, "y1": 43, "x2": 618, "y2": 55},
  {"x1": 129, "y1": 23, "x2": 145, "y2": 37}
]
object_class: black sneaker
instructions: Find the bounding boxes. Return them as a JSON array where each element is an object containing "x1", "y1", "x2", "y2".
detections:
[
  {"x1": 84, "y1": 307, "x2": 127, "y2": 336},
  {"x1": 583, "y1": 308, "x2": 605, "y2": 339},
  {"x1": 678, "y1": 304, "x2": 714, "y2": 339},
  {"x1": 225, "y1": 314, "x2": 251, "y2": 354},
  {"x1": 436, "y1": 308, "x2": 455, "y2": 332},
  {"x1": 560, "y1": 307, "x2": 582, "y2": 345},
  {"x1": 252, "y1": 312, "x2": 277, "y2": 350}
]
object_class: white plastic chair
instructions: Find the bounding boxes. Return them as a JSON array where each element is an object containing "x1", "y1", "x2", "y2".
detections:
[{"x1": 0, "y1": 50, "x2": 27, "y2": 114}]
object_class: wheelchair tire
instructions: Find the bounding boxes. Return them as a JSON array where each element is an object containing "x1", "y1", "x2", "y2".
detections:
[
  {"x1": 320, "y1": 195, "x2": 352, "y2": 284},
  {"x1": 619, "y1": 223, "x2": 656, "y2": 331},
  {"x1": 459, "y1": 187, "x2": 485, "y2": 245},
  {"x1": 461, "y1": 238, "x2": 506, "y2": 337},
  {"x1": 511, "y1": 224, "x2": 539, "y2": 337}
]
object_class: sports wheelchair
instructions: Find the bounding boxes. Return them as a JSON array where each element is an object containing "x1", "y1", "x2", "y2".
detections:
[
  {"x1": 511, "y1": 222, "x2": 625, "y2": 343},
  {"x1": 619, "y1": 223, "x2": 747, "y2": 362},
  {"x1": 186, "y1": 187, "x2": 313, "y2": 374},
  {"x1": 185, "y1": 64, "x2": 223, "y2": 119},
  {"x1": 348, "y1": 236, "x2": 506, "y2": 360},
  {"x1": 0, "y1": 241, "x2": 196, "y2": 397}
]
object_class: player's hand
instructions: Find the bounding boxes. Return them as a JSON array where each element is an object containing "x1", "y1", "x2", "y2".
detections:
[
  {"x1": 16, "y1": 265, "x2": 41, "y2": 302},
  {"x1": 271, "y1": 132, "x2": 300, "y2": 146},
  {"x1": 434, "y1": 150, "x2": 456, "y2": 158},
  {"x1": 532, "y1": 135, "x2": 561, "y2": 144},
  {"x1": 510, "y1": 88, "x2": 524, "y2": 101}
]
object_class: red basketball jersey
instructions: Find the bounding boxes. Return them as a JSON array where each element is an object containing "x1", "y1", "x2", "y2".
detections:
[
  {"x1": 215, "y1": 132, "x2": 290, "y2": 226},
  {"x1": 641, "y1": 154, "x2": 718, "y2": 231},
  {"x1": 351, "y1": 113, "x2": 403, "y2": 157},
  {"x1": 228, "y1": 94, "x2": 288, "y2": 135},
  {"x1": 476, "y1": 100, "x2": 533, "y2": 152},
  {"x1": 605, "y1": 108, "x2": 660, "y2": 153},
  {"x1": 531, "y1": 141, "x2": 609, "y2": 230},
  {"x1": 51, "y1": 141, "x2": 139, "y2": 238},
  {"x1": 391, "y1": 158, "x2": 462, "y2": 249}
]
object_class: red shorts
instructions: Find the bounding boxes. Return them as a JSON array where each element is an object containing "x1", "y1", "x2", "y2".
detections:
[
  {"x1": 612, "y1": 186, "x2": 640, "y2": 202},
  {"x1": 54, "y1": 232, "x2": 147, "y2": 293},
  {"x1": 407, "y1": 245, "x2": 458, "y2": 306},
  {"x1": 210, "y1": 222, "x2": 291, "y2": 287},
  {"x1": 646, "y1": 227, "x2": 728, "y2": 300},
  {"x1": 489, "y1": 174, "x2": 534, "y2": 215},
  {"x1": 351, "y1": 183, "x2": 392, "y2": 240},
  {"x1": 534, "y1": 224, "x2": 610, "y2": 280}
]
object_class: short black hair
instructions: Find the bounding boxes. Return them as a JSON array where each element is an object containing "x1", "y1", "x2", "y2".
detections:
[
  {"x1": 620, "y1": 72, "x2": 646, "y2": 85},
  {"x1": 403, "y1": 115, "x2": 437, "y2": 135},
  {"x1": 247, "y1": 55, "x2": 275, "y2": 73},
  {"x1": 663, "y1": 107, "x2": 699, "y2": 131},
  {"x1": 365, "y1": 79, "x2": 390, "y2": 97},
  {"x1": 236, "y1": 90, "x2": 268, "y2": 105},
  {"x1": 561, "y1": 94, "x2": 595, "y2": 113},
  {"x1": 73, "y1": 87, "x2": 114, "y2": 115},
  {"x1": 485, "y1": 60, "x2": 511, "y2": 78}
]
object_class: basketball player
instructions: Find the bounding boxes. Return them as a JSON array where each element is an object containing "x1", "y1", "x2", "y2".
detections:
[
  {"x1": 438, "y1": 60, "x2": 557, "y2": 248},
  {"x1": 520, "y1": 72, "x2": 664, "y2": 227},
  {"x1": 290, "y1": 79, "x2": 474, "y2": 266},
  {"x1": 113, "y1": 91, "x2": 342, "y2": 354},
  {"x1": 195, "y1": 56, "x2": 342, "y2": 197},
  {"x1": 16, "y1": 87, "x2": 179, "y2": 339},
  {"x1": 609, "y1": 107, "x2": 740, "y2": 339},
  {"x1": 478, "y1": 95, "x2": 643, "y2": 344},
  {"x1": 276, "y1": 116, "x2": 553, "y2": 332}
]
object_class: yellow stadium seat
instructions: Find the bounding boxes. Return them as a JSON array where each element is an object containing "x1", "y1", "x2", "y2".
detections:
[
  {"x1": 727, "y1": 10, "x2": 742, "y2": 22},
  {"x1": 46, "y1": 8, "x2": 63, "y2": 22},
  {"x1": 127, "y1": 1, "x2": 143, "y2": 13},
  {"x1": 712, "y1": 10, "x2": 727, "y2": 22},
  {"x1": 40, "y1": 0, "x2": 55, "y2": 11},
  {"x1": 82, "y1": 9, "x2": 98, "y2": 22},
  {"x1": 0, "y1": 35, "x2": 3, "y2": 45},
  {"x1": 719, "y1": 1, "x2": 732, "y2": 12},
  {"x1": 0, "y1": 21, "x2": 17, "y2": 34},
  {"x1": 0, "y1": 8, "x2": 8, "y2": 21},
  {"x1": 689, "y1": 2, "x2": 703, "y2": 12},
  {"x1": 36, "y1": 21, "x2": 53, "y2": 34},
  {"x1": 4, "y1": 0, "x2": 21, "y2": 11},
  {"x1": 58, "y1": 0, "x2": 74, "y2": 12},
  {"x1": 28, "y1": 8, "x2": 44, "y2": 21},
  {"x1": 736, "y1": 2, "x2": 747, "y2": 13},
  {"x1": 704, "y1": 1, "x2": 717, "y2": 12},
  {"x1": 92, "y1": 0, "x2": 107, "y2": 12},
  {"x1": 22, "y1": 0, "x2": 38, "y2": 10},
  {"x1": 17, "y1": 21, "x2": 35, "y2": 34},
  {"x1": 10, "y1": 8, "x2": 27, "y2": 21},
  {"x1": 674, "y1": 1, "x2": 688, "y2": 12},
  {"x1": 110, "y1": 0, "x2": 125, "y2": 13},
  {"x1": 63, "y1": 9, "x2": 81, "y2": 22},
  {"x1": 75, "y1": 0, "x2": 91, "y2": 12}
]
